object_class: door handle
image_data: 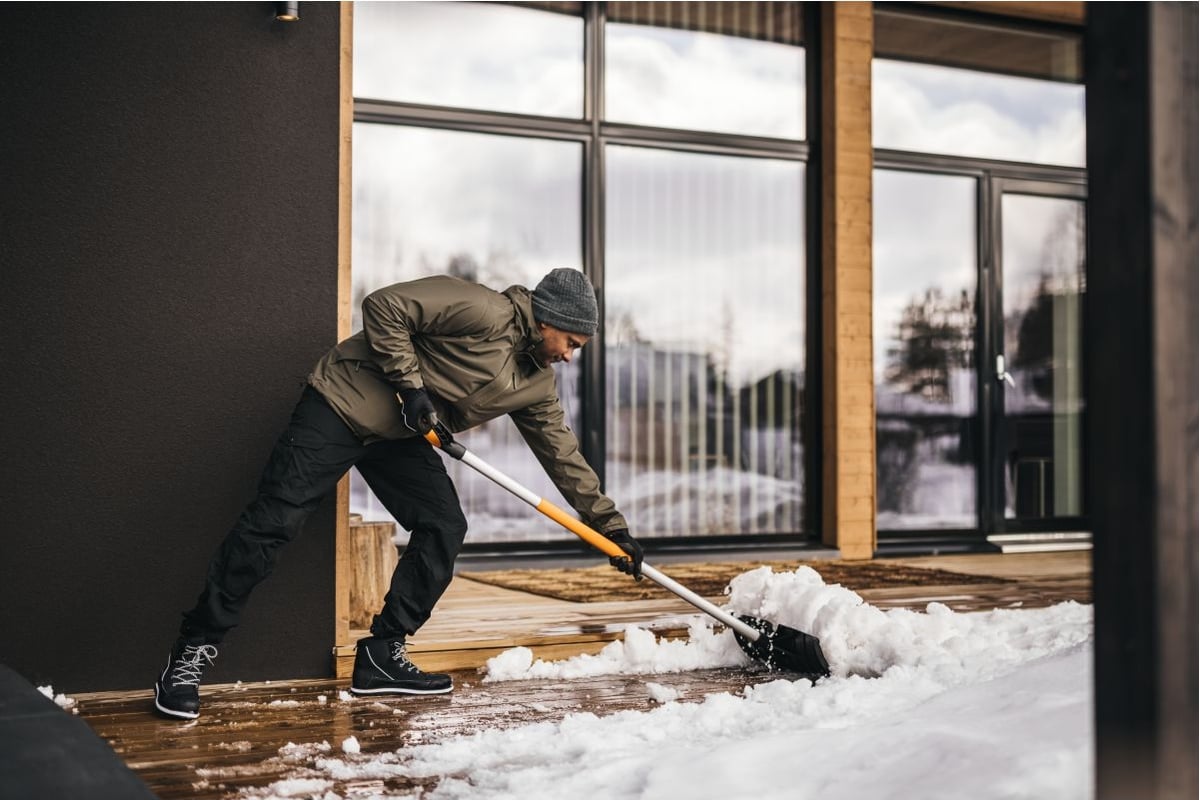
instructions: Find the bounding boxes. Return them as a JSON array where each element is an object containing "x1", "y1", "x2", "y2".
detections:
[{"x1": 996, "y1": 354, "x2": 1016, "y2": 387}]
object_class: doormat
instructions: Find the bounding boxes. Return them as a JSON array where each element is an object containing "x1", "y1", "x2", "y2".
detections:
[{"x1": 458, "y1": 560, "x2": 1010, "y2": 603}]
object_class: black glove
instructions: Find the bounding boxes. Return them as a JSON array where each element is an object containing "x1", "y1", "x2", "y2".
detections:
[
  {"x1": 604, "y1": 528, "x2": 643, "y2": 580},
  {"x1": 399, "y1": 387, "x2": 436, "y2": 434}
]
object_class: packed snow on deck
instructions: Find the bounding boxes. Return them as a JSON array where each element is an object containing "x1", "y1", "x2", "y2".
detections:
[{"x1": 246, "y1": 566, "x2": 1094, "y2": 800}]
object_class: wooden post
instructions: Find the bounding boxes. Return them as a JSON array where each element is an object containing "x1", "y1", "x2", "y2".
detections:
[
  {"x1": 333, "y1": 0, "x2": 354, "y2": 653},
  {"x1": 820, "y1": 2, "x2": 876, "y2": 559},
  {"x1": 1086, "y1": 3, "x2": 1198, "y2": 798}
]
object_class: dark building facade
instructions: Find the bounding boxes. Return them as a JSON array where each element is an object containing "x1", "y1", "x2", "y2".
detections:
[{"x1": 0, "y1": 2, "x2": 343, "y2": 690}]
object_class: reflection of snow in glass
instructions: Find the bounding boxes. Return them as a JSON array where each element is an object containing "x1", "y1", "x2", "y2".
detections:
[
  {"x1": 873, "y1": 59, "x2": 1085, "y2": 167},
  {"x1": 352, "y1": 374, "x2": 587, "y2": 544}
]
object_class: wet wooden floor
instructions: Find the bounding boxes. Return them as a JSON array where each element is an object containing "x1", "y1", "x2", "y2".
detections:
[
  {"x1": 73, "y1": 551, "x2": 1091, "y2": 799},
  {"x1": 76, "y1": 667, "x2": 784, "y2": 799}
]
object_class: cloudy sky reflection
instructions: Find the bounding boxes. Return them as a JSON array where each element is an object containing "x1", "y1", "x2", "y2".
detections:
[
  {"x1": 352, "y1": 125, "x2": 581, "y2": 330},
  {"x1": 353, "y1": 2, "x2": 583, "y2": 118},
  {"x1": 606, "y1": 22, "x2": 804, "y2": 139},
  {"x1": 874, "y1": 59, "x2": 1085, "y2": 167}
]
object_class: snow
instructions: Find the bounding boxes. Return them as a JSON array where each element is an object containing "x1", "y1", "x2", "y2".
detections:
[
  {"x1": 240, "y1": 566, "x2": 1095, "y2": 800},
  {"x1": 36, "y1": 684, "x2": 78, "y2": 713},
  {"x1": 340, "y1": 736, "x2": 361, "y2": 755},
  {"x1": 645, "y1": 682, "x2": 680, "y2": 704}
]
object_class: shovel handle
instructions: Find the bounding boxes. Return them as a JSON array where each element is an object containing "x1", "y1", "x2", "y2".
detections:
[{"x1": 422, "y1": 426, "x2": 762, "y2": 642}]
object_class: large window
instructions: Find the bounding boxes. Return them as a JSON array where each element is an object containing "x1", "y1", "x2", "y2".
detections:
[
  {"x1": 872, "y1": 8, "x2": 1087, "y2": 538},
  {"x1": 353, "y1": 2, "x2": 811, "y2": 543}
]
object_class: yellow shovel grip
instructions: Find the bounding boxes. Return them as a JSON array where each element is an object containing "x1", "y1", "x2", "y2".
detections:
[
  {"x1": 423, "y1": 429, "x2": 627, "y2": 561},
  {"x1": 535, "y1": 499, "x2": 628, "y2": 560}
]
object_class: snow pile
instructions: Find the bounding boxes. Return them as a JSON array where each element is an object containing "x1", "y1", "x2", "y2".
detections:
[
  {"x1": 258, "y1": 777, "x2": 335, "y2": 798},
  {"x1": 484, "y1": 619, "x2": 744, "y2": 681},
  {"x1": 341, "y1": 736, "x2": 361, "y2": 755},
  {"x1": 486, "y1": 565, "x2": 1092, "y2": 685},
  {"x1": 36, "y1": 685, "x2": 77, "y2": 712},
  {"x1": 239, "y1": 567, "x2": 1095, "y2": 800},
  {"x1": 646, "y1": 682, "x2": 680, "y2": 704}
]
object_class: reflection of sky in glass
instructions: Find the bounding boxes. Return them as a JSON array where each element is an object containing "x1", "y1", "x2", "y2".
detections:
[
  {"x1": 354, "y1": 2, "x2": 583, "y2": 118},
  {"x1": 606, "y1": 22, "x2": 804, "y2": 139},
  {"x1": 352, "y1": 123, "x2": 581, "y2": 331},
  {"x1": 874, "y1": 59, "x2": 1085, "y2": 166},
  {"x1": 606, "y1": 145, "x2": 804, "y2": 388},
  {"x1": 872, "y1": 169, "x2": 977, "y2": 382}
]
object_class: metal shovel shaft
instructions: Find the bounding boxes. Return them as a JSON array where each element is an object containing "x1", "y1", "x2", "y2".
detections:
[{"x1": 423, "y1": 429, "x2": 763, "y2": 643}]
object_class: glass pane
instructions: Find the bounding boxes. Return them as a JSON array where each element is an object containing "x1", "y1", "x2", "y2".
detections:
[
  {"x1": 352, "y1": 123, "x2": 584, "y2": 542},
  {"x1": 606, "y1": 2, "x2": 805, "y2": 138},
  {"x1": 875, "y1": 9, "x2": 1082, "y2": 82},
  {"x1": 354, "y1": 1, "x2": 584, "y2": 118},
  {"x1": 606, "y1": 145, "x2": 806, "y2": 537},
  {"x1": 1001, "y1": 194, "x2": 1086, "y2": 519},
  {"x1": 873, "y1": 58, "x2": 1085, "y2": 167},
  {"x1": 874, "y1": 170, "x2": 978, "y2": 530}
]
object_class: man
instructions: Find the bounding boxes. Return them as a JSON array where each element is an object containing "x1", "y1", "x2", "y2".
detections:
[{"x1": 154, "y1": 268, "x2": 643, "y2": 719}]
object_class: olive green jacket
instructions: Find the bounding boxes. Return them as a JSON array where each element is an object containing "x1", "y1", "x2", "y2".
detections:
[{"x1": 308, "y1": 275, "x2": 627, "y2": 533}]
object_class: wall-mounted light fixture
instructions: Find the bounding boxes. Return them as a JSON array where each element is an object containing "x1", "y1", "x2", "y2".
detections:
[{"x1": 275, "y1": 2, "x2": 299, "y2": 22}]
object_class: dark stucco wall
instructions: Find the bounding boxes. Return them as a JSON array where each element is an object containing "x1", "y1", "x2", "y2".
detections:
[{"x1": 0, "y1": 2, "x2": 342, "y2": 691}]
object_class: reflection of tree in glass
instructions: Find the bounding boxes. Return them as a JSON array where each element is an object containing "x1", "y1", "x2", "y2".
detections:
[
  {"x1": 1006, "y1": 205, "x2": 1084, "y2": 401},
  {"x1": 609, "y1": 310, "x2": 644, "y2": 345},
  {"x1": 885, "y1": 287, "x2": 975, "y2": 402},
  {"x1": 446, "y1": 252, "x2": 479, "y2": 282}
]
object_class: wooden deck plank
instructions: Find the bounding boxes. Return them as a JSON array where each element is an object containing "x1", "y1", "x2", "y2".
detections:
[
  {"x1": 78, "y1": 668, "x2": 781, "y2": 800},
  {"x1": 71, "y1": 551, "x2": 1091, "y2": 798}
]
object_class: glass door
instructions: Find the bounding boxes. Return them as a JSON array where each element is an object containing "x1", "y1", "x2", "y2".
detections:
[
  {"x1": 873, "y1": 169, "x2": 980, "y2": 533},
  {"x1": 989, "y1": 180, "x2": 1087, "y2": 532}
]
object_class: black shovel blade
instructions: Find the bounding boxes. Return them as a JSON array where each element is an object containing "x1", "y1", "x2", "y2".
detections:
[{"x1": 733, "y1": 615, "x2": 830, "y2": 679}]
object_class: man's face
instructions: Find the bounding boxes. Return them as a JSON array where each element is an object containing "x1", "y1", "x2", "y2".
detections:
[{"x1": 534, "y1": 323, "x2": 590, "y2": 368}]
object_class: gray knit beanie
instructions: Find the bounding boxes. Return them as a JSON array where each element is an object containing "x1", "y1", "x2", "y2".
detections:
[{"x1": 531, "y1": 268, "x2": 598, "y2": 336}]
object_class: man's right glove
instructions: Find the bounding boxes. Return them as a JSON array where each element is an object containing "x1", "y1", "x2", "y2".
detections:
[
  {"x1": 603, "y1": 529, "x2": 643, "y2": 580},
  {"x1": 399, "y1": 387, "x2": 436, "y2": 434}
]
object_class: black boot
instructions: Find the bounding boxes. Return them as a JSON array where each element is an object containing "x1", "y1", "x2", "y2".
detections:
[
  {"x1": 154, "y1": 638, "x2": 218, "y2": 719},
  {"x1": 351, "y1": 635, "x2": 452, "y2": 695}
]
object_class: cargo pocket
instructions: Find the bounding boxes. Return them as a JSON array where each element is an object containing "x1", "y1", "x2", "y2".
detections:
[{"x1": 259, "y1": 426, "x2": 341, "y2": 508}]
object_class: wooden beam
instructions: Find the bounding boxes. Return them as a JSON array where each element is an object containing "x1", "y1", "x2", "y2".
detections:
[
  {"x1": 333, "y1": 0, "x2": 354, "y2": 655},
  {"x1": 927, "y1": 2, "x2": 1085, "y2": 26},
  {"x1": 1086, "y1": 3, "x2": 1199, "y2": 798},
  {"x1": 820, "y1": 2, "x2": 876, "y2": 560}
]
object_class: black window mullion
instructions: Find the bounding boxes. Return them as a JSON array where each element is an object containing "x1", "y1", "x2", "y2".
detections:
[{"x1": 582, "y1": 0, "x2": 607, "y2": 488}]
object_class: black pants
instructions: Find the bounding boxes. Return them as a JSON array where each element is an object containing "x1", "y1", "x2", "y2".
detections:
[{"x1": 181, "y1": 386, "x2": 468, "y2": 643}]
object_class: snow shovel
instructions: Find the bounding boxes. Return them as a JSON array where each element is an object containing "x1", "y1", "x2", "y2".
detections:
[{"x1": 423, "y1": 421, "x2": 830, "y2": 678}]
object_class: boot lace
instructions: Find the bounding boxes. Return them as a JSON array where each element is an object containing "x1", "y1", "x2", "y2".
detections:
[
  {"x1": 170, "y1": 644, "x2": 218, "y2": 687},
  {"x1": 390, "y1": 641, "x2": 417, "y2": 671}
]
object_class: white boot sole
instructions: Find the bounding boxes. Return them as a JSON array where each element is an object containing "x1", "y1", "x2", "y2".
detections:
[
  {"x1": 154, "y1": 685, "x2": 200, "y2": 719},
  {"x1": 349, "y1": 685, "x2": 453, "y2": 696}
]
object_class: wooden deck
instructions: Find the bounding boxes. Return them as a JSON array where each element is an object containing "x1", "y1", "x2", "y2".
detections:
[
  {"x1": 337, "y1": 551, "x2": 1093, "y2": 675},
  {"x1": 73, "y1": 551, "x2": 1091, "y2": 800}
]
